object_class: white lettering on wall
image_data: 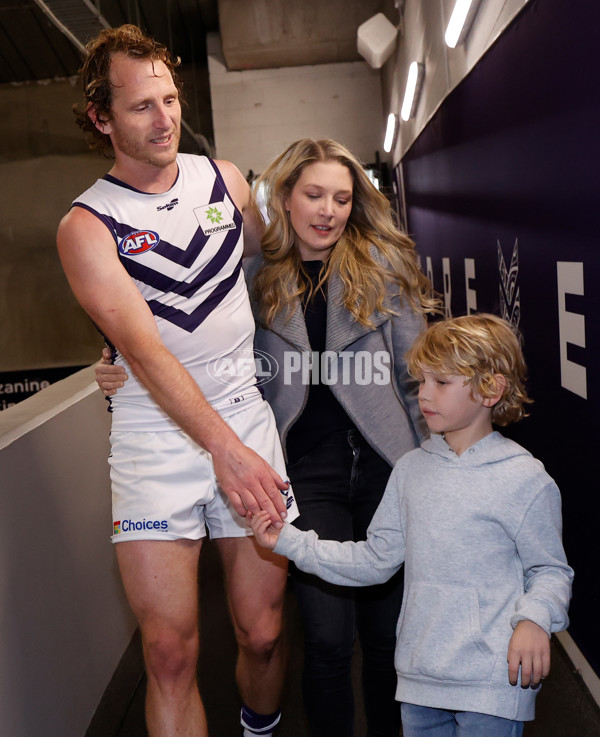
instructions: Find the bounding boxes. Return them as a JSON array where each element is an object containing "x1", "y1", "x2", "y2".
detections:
[
  {"x1": 443, "y1": 258, "x2": 452, "y2": 317},
  {"x1": 426, "y1": 256, "x2": 434, "y2": 292},
  {"x1": 557, "y1": 261, "x2": 587, "y2": 399},
  {"x1": 465, "y1": 258, "x2": 477, "y2": 314}
]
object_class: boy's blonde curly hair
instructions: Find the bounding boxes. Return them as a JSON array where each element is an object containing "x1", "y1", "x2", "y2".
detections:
[{"x1": 406, "y1": 314, "x2": 533, "y2": 426}]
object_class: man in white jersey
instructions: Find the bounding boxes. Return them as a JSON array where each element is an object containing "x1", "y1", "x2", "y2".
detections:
[{"x1": 57, "y1": 25, "x2": 296, "y2": 737}]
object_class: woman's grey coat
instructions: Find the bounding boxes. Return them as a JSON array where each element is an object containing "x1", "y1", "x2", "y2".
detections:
[{"x1": 244, "y1": 255, "x2": 428, "y2": 465}]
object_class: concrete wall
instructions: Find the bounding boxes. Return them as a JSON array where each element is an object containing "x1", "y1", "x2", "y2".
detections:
[
  {"x1": 0, "y1": 368, "x2": 136, "y2": 737},
  {"x1": 0, "y1": 153, "x2": 110, "y2": 372},
  {"x1": 0, "y1": 74, "x2": 209, "y2": 375},
  {"x1": 0, "y1": 78, "x2": 108, "y2": 373},
  {"x1": 207, "y1": 33, "x2": 384, "y2": 175}
]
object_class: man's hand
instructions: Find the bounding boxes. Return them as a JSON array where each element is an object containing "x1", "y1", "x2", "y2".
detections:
[
  {"x1": 247, "y1": 510, "x2": 282, "y2": 550},
  {"x1": 507, "y1": 619, "x2": 551, "y2": 688},
  {"x1": 211, "y1": 440, "x2": 288, "y2": 528},
  {"x1": 95, "y1": 347, "x2": 129, "y2": 396}
]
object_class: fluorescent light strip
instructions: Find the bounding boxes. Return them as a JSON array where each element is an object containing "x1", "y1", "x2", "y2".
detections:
[
  {"x1": 445, "y1": 0, "x2": 474, "y2": 48},
  {"x1": 401, "y1": 62, "x2": 423, "y2": 121},
  {"x1": 383, "y1": 113, "x2": 397, "y2": 153}
]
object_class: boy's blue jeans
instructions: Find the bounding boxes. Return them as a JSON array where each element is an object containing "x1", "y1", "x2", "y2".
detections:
[{"x1": 401, "y1": 704, "x2": 524, "y2": 737}]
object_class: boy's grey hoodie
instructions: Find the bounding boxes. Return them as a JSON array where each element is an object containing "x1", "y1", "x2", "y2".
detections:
[{"x1": 275, "y1": 431, "x2": 573, "y2": 721}]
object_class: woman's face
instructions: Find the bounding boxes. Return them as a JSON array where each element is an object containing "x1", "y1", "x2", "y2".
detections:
[{"x1": 284, "y1": 161, "x2": 353, "y2": 261}]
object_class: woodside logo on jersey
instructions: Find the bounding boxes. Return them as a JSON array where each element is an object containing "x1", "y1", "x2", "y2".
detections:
[{"x1": 118, "y1": 230, "x2": 161, "y2": 256}]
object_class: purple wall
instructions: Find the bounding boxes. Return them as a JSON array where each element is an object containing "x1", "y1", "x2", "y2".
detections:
[{"x1": 399, "y1": 0, "x2": 600, "y2": 673}]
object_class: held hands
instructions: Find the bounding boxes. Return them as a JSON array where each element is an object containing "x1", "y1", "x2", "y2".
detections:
[
  {"x1": 95, "y1": 347, "x2": 128, "y2": 396},
  {"x1": 246, "y1": 509, "x2": 282, "y2": 549},
  {"x1": 507, "y1": 619, "x2": 551, "y2": 688},
  {"x1": 209, "y1": 436, "x2": 289, "y2": 529}
]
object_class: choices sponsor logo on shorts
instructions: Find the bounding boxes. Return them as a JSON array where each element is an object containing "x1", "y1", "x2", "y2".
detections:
[
  {"x1": 208, "y1": 349, "x2": 392, "y2": 387},
  {"x1": 113, "y1": 518, "x2": 169, "y2": 535},
  {"x1": 207, "y1": 348, "x2": 279, "y2": 387}
]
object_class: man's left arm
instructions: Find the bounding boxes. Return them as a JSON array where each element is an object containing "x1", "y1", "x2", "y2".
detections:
[{"x1": 216, "y1": 159, "x2": 264, "y2": 257}]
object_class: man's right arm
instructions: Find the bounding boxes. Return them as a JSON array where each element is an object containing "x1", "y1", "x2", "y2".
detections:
[{"x1": 57, "y1": 206, "x2": 287, "y2": 525}]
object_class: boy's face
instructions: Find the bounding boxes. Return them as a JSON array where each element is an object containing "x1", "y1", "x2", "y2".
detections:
[{"x1": 417, "y1": 367, "x2": 494, "y2": 452}]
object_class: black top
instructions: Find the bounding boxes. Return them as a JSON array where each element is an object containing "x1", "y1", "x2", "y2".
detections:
[{"x1": 285, "y1": 260, "x2": 356, "y2": 465}]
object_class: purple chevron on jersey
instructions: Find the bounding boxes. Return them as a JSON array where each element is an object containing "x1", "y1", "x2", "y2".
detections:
[
  {"x1": 147, "y1": 260, "x2": 243, "y2": 332},
  {"x1": 208, "y1": 158, "x2": 231, "y2": 204},
  {"x1": 119, "y1": 222, "x2": 241, "y2": 298},
  {"x1": 113, "y1": 210, "x2": 240, "y2": 268},
  {"x1": 73, "y1": 207, "x2": 239, "y2": 270}
]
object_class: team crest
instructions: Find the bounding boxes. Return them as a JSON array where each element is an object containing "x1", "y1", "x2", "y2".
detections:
[{"x1": 194, "y1": 200, "x2": 236, "y2": 235}]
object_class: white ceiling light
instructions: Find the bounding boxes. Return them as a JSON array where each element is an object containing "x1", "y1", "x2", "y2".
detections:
[
  {"x1": 383, "y1": 113, "x2": 397, "y2": 153},
  {"x1": 401, "y1": 62, "x2": 424, "y2": 121},
  {"x1": 445, "y1": 0, "x2": 482, "y2": 48}
]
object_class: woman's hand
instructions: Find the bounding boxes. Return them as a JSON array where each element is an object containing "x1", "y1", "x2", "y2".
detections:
[{"x1": 95, "y1": 347, "x2": 128, "y2": 396}]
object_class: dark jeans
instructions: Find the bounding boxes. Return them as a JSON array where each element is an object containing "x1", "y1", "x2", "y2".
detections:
[{"x1": 288, "y1": 429, "x2": 403, "y2": 737}]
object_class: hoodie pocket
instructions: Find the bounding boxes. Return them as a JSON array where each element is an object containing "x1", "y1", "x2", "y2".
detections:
[{"x1": 396, "y1": 582, "x2": 496, "y2": 683}]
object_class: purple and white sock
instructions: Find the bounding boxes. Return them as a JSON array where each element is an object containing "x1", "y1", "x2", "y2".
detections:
[{"x1": 240, "y1": 704, "x2": 281, "y2": 736}]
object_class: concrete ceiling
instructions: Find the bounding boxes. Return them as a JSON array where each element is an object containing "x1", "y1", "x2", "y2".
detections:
[
  {"x1": 0, "y1": 0, "x2": 217, "y2": 84},
  {"x1": 0, "y1": 0, "x2": 397, "y2": 84},
  {"x1": 0, "y1": 0, "x2": 398, "y2": 152},
  {"x1": 218, "y1": 0, "x2": 388, "y2": 70}
]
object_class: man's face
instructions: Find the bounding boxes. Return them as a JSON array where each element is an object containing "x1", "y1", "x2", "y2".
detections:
[{"x1": 98, "y1": 52, "x2": 181, "y2": 169}]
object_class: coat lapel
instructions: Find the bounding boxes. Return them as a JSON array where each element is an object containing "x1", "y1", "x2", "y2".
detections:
[
  {"x1": 325, "y1": 270, "x2": 388, "y2": 352},
  {"x1": 268, "y1": 297, "x2": 311, "y2": 351},
  {"x1": 246, "y1": 255, "x2": 388, "y2": 352},
  {"x1": 245, "y1": 255, "x2": 310, "y2": 350}
]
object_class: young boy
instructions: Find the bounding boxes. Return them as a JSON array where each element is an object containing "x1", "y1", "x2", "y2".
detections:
[{"x1": 248, "y1": 314, "x2": 573, "y2": 737}]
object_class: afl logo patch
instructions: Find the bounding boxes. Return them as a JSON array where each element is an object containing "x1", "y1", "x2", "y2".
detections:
[{"x1": 119, "y1": 230, "x2": 160, "y2": 256}]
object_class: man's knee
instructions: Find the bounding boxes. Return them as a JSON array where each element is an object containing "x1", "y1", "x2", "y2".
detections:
[
  {"x1": 236, "y1": 614, "x2": 283, "y2": 661},
  {"x1": 142, "y1": 625, "x2": 199, "y2": 682}
]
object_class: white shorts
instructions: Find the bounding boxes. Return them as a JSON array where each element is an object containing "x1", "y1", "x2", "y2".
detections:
[{"x1": 109, "y1": 399, "x2": 298, "y2": 543}]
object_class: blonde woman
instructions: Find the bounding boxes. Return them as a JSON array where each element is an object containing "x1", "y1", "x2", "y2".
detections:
[
  {"x1": 97, "y1": 139, "x2": 437, "y2": 736},
  {"x1": 247, "y1": 139, "x2": 436, "y2": 737}
]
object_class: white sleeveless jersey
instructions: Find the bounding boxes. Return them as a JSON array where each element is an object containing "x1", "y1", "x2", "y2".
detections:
[{"x1": 73, "y1": 154, "x2": 261, "y2": 431}]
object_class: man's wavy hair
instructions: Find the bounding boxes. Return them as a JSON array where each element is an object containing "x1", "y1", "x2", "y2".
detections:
[
  {"x1": 73, "y1": 24, "x2": 182, "y2": 158},
  {"x1": 405, "y1": 313, "x2": 533, "y2": 426},
  {"x1": 252, "y1": 138, "x2": 438, "y2": 329}
]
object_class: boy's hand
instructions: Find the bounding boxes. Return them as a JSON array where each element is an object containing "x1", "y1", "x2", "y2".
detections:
[
  {"x1": 247, "y1": 510, "x2": 282, "y2": 550},
  {"x1": 507, "y1": 620, "x2": 551, "y2": 688}
]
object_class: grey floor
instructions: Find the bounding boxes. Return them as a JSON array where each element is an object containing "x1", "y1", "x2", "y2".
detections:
[{"x1": 87, "y1": 541, "x2": 600, "y2": 737}]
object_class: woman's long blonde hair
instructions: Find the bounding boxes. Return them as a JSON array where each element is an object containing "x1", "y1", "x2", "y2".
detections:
[{"x1": 252, "y1": 138, "x2": 437, "y2": 328}]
